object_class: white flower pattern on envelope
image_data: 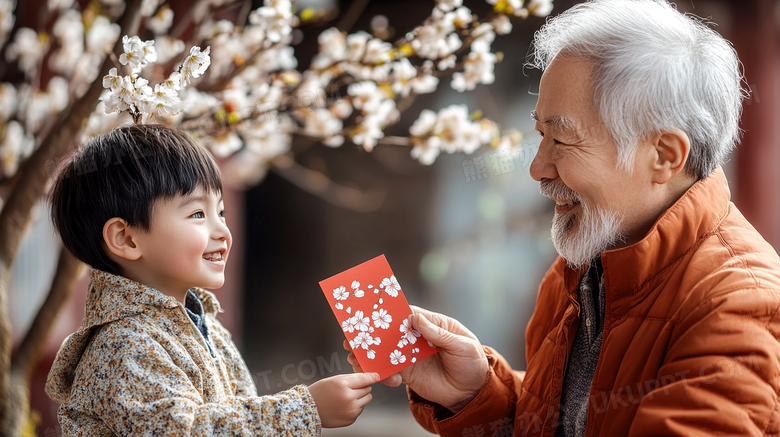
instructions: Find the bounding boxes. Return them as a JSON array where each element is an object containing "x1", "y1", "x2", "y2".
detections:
[
  {"x1": 390, "y1": 350, "x2": 406, "y2": 365},
  {"x1": 380, "y1": 275, "x2": 401, "y2": 297},
  {"x1": 353, "y1": 310, "x2": 370, "y2": 332},
  {"x1": 372, "y1": 309, "x2": 392, "y2": 329},
  {"x1": 400, "y1": 318, "x2": 421, "y2": 344},
  {"x1": 333, "y1": 286, "x2": 349, "y2": 301}
]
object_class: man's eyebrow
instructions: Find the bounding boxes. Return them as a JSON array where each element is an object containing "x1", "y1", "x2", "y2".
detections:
[{"x1": 530, "y1": 110, "x2": 579, "y2": 135}]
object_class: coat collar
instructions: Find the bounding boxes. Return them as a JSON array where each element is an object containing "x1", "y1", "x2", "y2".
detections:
[
  {"x1": 80, "y1": 269, "x2": 223, "y2": 333},
  {"x1": 558, "y1": 167, "x2": 731, "y2": 306}
]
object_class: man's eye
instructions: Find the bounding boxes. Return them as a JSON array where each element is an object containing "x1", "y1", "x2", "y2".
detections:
[
  {"x1": 191, "y1": 211, "x2": 204, "y2": 219},
  {"x1": 538, "y1": 131, "x2": 563, "y2": 144}
]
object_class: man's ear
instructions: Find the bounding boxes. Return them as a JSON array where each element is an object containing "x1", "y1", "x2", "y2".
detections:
[
  {"x1": 103, "y1": 218, "x2": 142, "y2": 261},
  {"x1": 650, "y1": 129, "x2": 690, "y2": 185}
]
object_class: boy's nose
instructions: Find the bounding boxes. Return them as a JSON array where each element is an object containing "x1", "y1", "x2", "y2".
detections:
[{"x1": 212, "y1": 217, "x2": 231, "y2": 241}]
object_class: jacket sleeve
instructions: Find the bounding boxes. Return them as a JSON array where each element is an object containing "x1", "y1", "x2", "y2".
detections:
[
  {"x1": 61, "y1": 322, "x2": 321, "y2": 437},
  {"x1": 408, "y1": 346, "x2": 524, "y2": 436},
  {"x1": 629, "y1": 287, "x2": 780, "y2": 436}
]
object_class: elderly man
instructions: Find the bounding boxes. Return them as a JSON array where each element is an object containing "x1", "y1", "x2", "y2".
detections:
[{"x1": 347, "y1": 0, "x2": 780, "y2": 436}]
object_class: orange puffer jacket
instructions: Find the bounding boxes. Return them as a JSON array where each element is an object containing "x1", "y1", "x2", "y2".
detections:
[{"x1": 410, "y1": 167, "x2": 780, "y2": 436}]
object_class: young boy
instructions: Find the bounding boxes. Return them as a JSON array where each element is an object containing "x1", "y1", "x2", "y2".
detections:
[{"x1": 45, "y1": 124, "x2": 378, "y2": 435}]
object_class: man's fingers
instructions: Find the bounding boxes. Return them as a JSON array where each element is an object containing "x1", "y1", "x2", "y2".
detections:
[
  {"x1": 415, "y1": 313, "x2": 476, "y2": 354},
  {"x1": 345, "y1": 372, "x2": 380, "y2": 388},
  {"x1": 343, "y1": 339, "x2": 352, "y2": 351}
]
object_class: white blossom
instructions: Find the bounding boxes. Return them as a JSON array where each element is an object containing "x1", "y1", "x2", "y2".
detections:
[
  {"x1": 312, "y1": 28, "x2": 346, "y2": 69},
  {"x1": 347, "y1": 81, "x2": 381, "y2": 111},
  {"x1": 492, "y1": 15, "x2": 512, "y2": 35},
  {"x1": 471, "y1": 23, "x2": 496, "y2": 52},
  {"x1": 141, "y1": 83, "x2": 183, "y2": 118},
  {"x1": 352, "y1": 99, "x2": 398, "y2": 151},
  {"x1": 0, "y1": 0, "x2": 15, "y2": 48},
  {"x1": 119, "y1": 36, "x2": 157, "y2": 72},
  {"x1": 180, "y1": 46, "x2": 211, "y2": 85},
  {"x1": 50, "y1": 10, "x2": 84, "y2": 76},
  {"x1": 410, "y1": 9, "x2": 461, "y2": 60},
  {"x1": 408, "y1": 104, "x2": 494, "y2": 164},
  {"x1": 451, "y1": 50, "x2": 496, "y2": 92},
  {"x1": 527, "y1": 0, "x2": 554, "y2": 17},
  {"x1": 0, "y1": 120, "x2": 32, "y2": 176},
  {"x1": 205, "y1": 133, "x2": 242, "y2": 158},
  {"x1": 47, "y1": 0, "x2": 74, "y2": 10},
  {"x1": 140, "y1": 0, "x2": 159, "y2": 17},
  {"x1": 86, "y1": 15, "x2": 120, "y2": 54},
  {"x1": 330, "y1": 99, "x2": 352, "y2": 119},
  {"x1": 48, "y1": 76, "x2": 70, "y2": 113},
  {"x1": 248, "y1": 4, "x2": 293, "y2": 44},
  {"x1": 345, "y1": 31, "x2": 371, "y2": 62},
  {"x1": 410, "y1": 109, "x2": 437, "y2": 137},
  {"x1": 411, "y1": 136, "x2": 442, "y2": 165},
  {"x1": 255, "y1": 45, "x2": 298, "y2": 72},
  {"x1": 437, "y1": 54, "x2": 456, "y2": 71},
  {"x1": 152, "y1": 36, "x2": 185, "y2": 64},
  {"x1": 6, "y1": 28, "x2": 50, "y2": 77},
  {"x1": 0, "y1": 82, "x2": 17, "y2": 121},
  {"x1": 147, "y1": 7, "x2": 174, "y2": 34},
  {"x1": 363, "y1": 38, "x2": 392, "y2": 65},
  {"x1": 436, "y1": 0, "x2": 462, "y2": 12},
  {"x1": 452, "y1": 6, "x2": 473, "y2": 28}
]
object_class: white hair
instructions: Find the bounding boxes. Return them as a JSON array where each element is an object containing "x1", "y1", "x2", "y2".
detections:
[{"x1": 529, "y1": 0, "x2": 748, "y2": 179}]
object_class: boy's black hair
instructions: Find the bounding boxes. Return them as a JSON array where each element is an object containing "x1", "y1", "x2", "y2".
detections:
[{"x1": 50, "y1": 124, "x2": 223, "y2": 275}]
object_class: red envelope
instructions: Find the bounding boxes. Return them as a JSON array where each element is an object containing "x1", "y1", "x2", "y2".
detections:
[{"x1": 319, "y1": 255, "x2": 439, "y2": 381}]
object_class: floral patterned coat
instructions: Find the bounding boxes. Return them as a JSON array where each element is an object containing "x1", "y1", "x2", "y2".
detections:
[{"x1": 45, "y1": 270, "x2": 321, "y2": 436}]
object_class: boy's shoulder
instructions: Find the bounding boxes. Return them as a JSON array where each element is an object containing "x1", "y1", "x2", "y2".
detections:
[{"x1": 46, "y1": 270, "x2": 230, "y2": 403}]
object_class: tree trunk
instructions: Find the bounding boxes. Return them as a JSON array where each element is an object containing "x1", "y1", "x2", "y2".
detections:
[
  {"x1": 1, "y1": 248, "x2": 82, "y2": 437},
  {"x1": 0, "y1": 1, "x2": 143, "y2": 434}
]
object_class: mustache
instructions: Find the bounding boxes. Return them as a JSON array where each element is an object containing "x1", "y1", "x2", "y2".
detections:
[{"x1": 539, "y1": 179, "x2": 581, "y2": 203}]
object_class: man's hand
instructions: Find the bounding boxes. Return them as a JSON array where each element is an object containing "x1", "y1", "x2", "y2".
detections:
[
  {"x1": 344, "y1": 305, "x2": 489, "y2": 414},
  {"x1": 308, "y1": 372, "x2": 379, "y2": 428}
]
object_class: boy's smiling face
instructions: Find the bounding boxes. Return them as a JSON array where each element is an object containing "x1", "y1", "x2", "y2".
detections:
[{"x1": 119, "y1": 185, "x2": 232, "y2": 301}]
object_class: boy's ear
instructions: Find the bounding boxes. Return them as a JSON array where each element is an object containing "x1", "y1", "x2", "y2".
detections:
[
  {"x1": 650, "y1": 129, "x2": 690, "y2": 185},
  {"x1": 103, "y1": 218, "x2": 142, "y2": 261}
]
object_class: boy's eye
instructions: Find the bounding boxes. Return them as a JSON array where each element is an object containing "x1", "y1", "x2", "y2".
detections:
[
  {"x1": 219, "y1": 210, "x2": 226, "y2": 218},
  {"x1": 191, "y1": 211, "x2": 205, "y2": 219}
]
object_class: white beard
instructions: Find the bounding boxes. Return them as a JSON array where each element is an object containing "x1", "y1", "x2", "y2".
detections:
[{"x1": 540, "y1": 180, "x2": 626, "y2": 269}]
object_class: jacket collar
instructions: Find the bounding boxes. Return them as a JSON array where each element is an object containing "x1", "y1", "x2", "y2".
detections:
[
  {"x1": 560, "y1": 167, "x2": 731, "y2": 306},
  {"x1": 80, "y1": 269, "x2": 222, "y2": 333}
]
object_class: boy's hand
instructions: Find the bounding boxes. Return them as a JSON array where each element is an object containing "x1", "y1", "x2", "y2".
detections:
[{"x1": 308, "y1": 372, "x2": 379, "y2": 428}]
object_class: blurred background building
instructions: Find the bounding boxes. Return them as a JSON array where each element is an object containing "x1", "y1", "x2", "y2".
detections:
[{"x1": 6, "y1": 0, "x2": 778, "y2": 435}]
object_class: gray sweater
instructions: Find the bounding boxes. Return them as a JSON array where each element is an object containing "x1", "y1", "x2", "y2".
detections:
[{"x1": 555, "y1": 258, "x2": 605, "y2": 437}]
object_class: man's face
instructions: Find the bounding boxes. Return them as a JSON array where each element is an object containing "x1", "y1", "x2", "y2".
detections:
[
  {"x1": 132, "y1": 186, "x2": 232, "y2": 296},
  {"x1": 530, "y1": 56, "x2": 653, "y2": 268}
]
